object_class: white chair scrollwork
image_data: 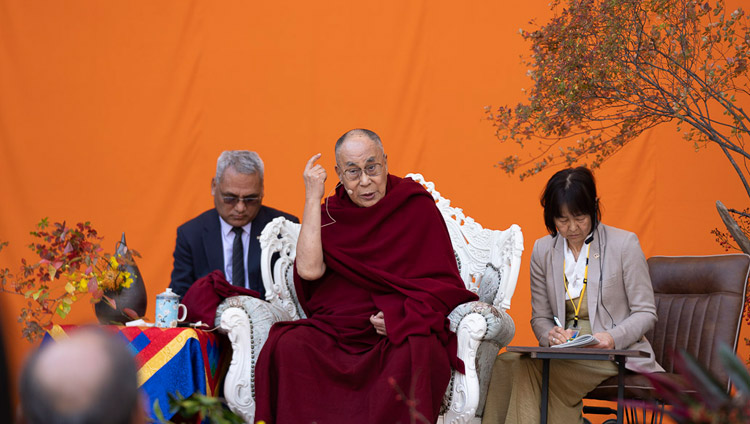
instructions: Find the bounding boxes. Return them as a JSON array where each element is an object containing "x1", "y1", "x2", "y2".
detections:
[{"x1": 218, "y1": 174, "x2": 523, "y2": 424}]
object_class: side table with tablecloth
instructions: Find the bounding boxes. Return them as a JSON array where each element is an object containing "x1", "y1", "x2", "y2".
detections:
[{"x1": 44, "y1": 324, "x2": 229, "y2": 421}]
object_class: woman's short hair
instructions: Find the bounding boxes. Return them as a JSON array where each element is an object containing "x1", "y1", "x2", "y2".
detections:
[{"x1": 540, "y1": 167, "x2": 601, "y2": 236}]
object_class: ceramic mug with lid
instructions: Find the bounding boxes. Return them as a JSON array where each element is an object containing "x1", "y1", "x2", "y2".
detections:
[{"x1": 155, "y1": 288, "x2": 187, "y2": 328}]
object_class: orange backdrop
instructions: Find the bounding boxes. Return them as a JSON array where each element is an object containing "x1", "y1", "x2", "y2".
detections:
[{"x1": 1, "y1": 0, "x2": 747, "y2": 420}]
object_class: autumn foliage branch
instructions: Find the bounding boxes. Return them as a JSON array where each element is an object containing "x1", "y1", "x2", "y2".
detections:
[
  {"x1": 487, "y1": 0, "x2": 749, "y2": 184},
  {"x1": 0, "y1": 218, "x2": 139, "y2": 342}
]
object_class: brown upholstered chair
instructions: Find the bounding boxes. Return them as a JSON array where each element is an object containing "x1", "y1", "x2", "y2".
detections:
[{"x1": 583, "y1": 254, "x2": 750, "y2": 424}]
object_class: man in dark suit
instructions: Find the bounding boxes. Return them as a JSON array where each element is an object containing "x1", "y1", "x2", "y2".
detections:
[{"x1": 169, "y1": 150, "x2": 298, "y2": 299}]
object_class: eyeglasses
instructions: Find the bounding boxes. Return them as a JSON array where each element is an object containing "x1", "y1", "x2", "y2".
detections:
[
  {"x1": 221, "y1": 195, "x2": 262, "y2": 206},
  {"x1": 340, "y1": 163, "x2": 384, "y2": 182}
]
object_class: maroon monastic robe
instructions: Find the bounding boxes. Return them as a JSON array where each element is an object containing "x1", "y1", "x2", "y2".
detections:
[{"x1": 254, "y1": 175, "x2": 478, "y2": 424}]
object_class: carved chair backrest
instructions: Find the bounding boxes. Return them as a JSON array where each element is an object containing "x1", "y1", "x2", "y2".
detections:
[
  {"x1": 259, "y1": 174, "x2": 523, "y2": 320},
  {"x1": 259, "y1": 219, "x2": 305, "y2": 320},
  {"x1": 405, "y1": 174, "x2": 523, "y2": 310}
]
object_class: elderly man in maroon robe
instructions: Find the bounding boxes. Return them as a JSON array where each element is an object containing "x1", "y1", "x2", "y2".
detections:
[{"x1": 254, "y1": 129, "x2": 478, "y2": 423}]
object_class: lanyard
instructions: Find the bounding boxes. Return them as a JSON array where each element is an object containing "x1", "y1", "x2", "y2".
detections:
[{"x1": 563, "y1": 242, "x2": 590, "y2": 328}]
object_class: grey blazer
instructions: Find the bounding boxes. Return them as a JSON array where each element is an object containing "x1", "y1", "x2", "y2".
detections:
[{"x1": 529, "y1": 224, "x2": 664, "y2": 373}]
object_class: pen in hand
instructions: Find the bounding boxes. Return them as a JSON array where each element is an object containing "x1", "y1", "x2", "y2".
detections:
[
  {"x1": 553, "y1": 316, "x2": 563, "y2": 328},
  {"x1": 553, "y1": 316, "x2": 577, "y2": 342}
]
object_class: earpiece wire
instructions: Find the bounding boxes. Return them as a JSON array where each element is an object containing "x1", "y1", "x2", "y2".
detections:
[{"x1": 321, "y1": 182, "x2": 340, "y2": 228}]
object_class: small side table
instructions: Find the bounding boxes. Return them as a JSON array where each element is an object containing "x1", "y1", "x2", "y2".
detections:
[{"x1": 505, "y1": 346, "x2": 650, "y2": 424}]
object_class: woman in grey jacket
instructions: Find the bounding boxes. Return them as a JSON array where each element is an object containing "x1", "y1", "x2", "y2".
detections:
[{"x1": 484, "y1": 167, "x2": 663, "y2": 424}]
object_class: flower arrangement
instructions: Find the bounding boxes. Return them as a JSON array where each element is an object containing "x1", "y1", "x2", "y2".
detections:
[{"x1": 0, "y1": 218, "x2": 140, "y2": 342}]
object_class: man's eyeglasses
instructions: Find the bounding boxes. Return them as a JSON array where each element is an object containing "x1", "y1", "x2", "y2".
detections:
[
  {"x1": 340, "y1": 163, "x2": 384, "y2": 182},
  {"x1": 221, "y1": 195, "x2": 262, "y2": 206}
]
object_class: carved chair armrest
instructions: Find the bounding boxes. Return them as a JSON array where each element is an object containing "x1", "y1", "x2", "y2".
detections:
[
  {"x1": 216, "y1": 295, "x2": 292, "y2": 330},
  {"x1": 216, "y1": 296, "x2": 292, "y2": 423},
  {"x1": 443, "y1": 301, "x2": 515, "y2": 422},
  {"x1": 448, "y1": 301, "x2": 515, "y2": 347}
]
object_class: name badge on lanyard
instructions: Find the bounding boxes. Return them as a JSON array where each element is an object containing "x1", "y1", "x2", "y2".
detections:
[{"x1": 563, "y1": 242, "x2": 590, "y2": 330}]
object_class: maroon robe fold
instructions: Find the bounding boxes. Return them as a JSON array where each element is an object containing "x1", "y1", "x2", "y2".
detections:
[
  {"x1": 181, "y1": 270, "x2": 259, "y2": 325},
  {"x1": 254, "y1": 175, "x2": 478, "y2": 424}
]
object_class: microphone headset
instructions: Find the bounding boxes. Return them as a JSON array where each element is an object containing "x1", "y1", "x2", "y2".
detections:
[
  {"x1": 587, "y1": 197, "x2": 615, "y2": 329},
  {"x1": 337, "y1": 174, "x2": 353, "y2": 195},
  {"x1": 322, "y1": 182, "x2": 344, "y2": 228},
  {"x1": 592, "y1": 225, "x2": 615, "y2": 330}
]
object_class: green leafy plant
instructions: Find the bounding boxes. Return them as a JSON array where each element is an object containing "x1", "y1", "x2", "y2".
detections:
[
  {"x1": 638, "y1": 344, "x2": 750, "y2": 423},
  {"x1": 0, "y1": 218, "x2": 140, "y2": 342},
  {"x1": 152, "y1": 392, "x2": 244, "y2": 424}
]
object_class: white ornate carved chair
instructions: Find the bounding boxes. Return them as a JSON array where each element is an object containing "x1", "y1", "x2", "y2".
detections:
[{"x1": 216, "y1": 173, "x2": 524, "y2": 424}]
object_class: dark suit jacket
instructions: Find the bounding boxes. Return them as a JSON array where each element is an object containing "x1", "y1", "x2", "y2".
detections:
[{"x1": 169, "y1": 206, "x2": 299, "y2": 299}]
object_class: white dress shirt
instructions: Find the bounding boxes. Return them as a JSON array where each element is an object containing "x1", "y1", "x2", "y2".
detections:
[{"x1": 562, "y1": 235, "x2": 592, "y2": 299}]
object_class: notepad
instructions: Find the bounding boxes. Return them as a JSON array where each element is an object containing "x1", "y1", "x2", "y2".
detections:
[{"x1": 551, "y1": 334, "x2": 600, "y2": 348}]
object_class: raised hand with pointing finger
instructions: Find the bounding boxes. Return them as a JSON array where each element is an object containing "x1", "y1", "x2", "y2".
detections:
[
  {"x1": 296, "y1": 153, "x2": 328, "y2": 281},
  {"x1": 303, "y1": 153, "x2": 327, "y2": 202}
]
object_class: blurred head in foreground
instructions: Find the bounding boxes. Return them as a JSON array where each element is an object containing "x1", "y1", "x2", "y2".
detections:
[{"x1": 19, "y1": 327, "x2": 143, "y2": 424}]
